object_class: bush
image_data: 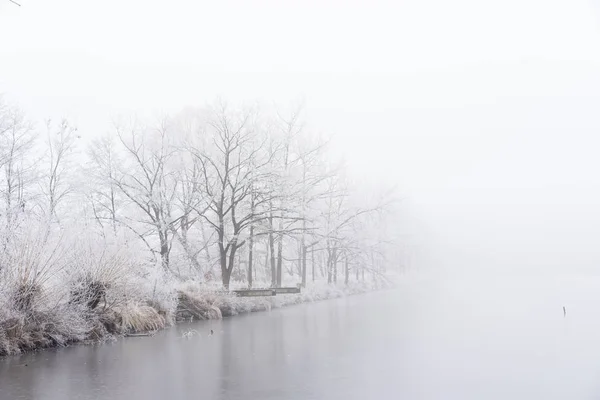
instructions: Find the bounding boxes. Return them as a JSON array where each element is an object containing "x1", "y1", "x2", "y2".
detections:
[
  {"x1": 0, "y1": 304, "x2": 91, "y2": 356},
  {"x1": 176, "y1": 290, "x2": 223, "y2": 321},
  {"x1": 0, "y1": 221, "x2": 395, "y2": 356},
  {"x1": 11, "y1": 282, "x2": 42, "y2": 312},
  {"x1": 70, "y1": 278, "x2": 107, "y2": 310},
  {"x1": 113, "y1": 302, "x2": 166, "y2": 333}
]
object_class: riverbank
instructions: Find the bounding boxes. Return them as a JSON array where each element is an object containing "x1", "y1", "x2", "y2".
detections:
[{"x1": 0, "y1": 278, "x2": 395, "y2": 357}]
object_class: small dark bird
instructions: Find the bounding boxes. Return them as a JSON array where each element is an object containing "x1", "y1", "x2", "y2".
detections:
[
  {"x1": 210, "y1": 329, "x2": 214, "y2": 336},
  {"x1": 563, "y1": 306, "x2": 567, "y2": 317}
]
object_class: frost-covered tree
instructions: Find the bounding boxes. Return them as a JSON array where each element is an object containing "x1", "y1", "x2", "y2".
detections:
[{"x1": 188, "y1": 103, "x2": 277, "y2": 289}]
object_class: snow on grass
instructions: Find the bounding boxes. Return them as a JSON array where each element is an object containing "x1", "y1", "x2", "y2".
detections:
[{"x1": 0, "y1": 231, "x2": 397, "y2": 356}]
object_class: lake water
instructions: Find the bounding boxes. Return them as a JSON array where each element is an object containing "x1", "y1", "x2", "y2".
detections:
[{"x1": 2, "y1": 275, "x2": 600, "y2": 399}]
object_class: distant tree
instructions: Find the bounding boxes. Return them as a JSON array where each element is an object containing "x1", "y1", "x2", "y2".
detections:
[
  {"x1": 87, "y1": 135, "x2": 122, "y2": 237},
  {"x1": 0, "y1": 100, "x2": 36, "y2": 233},
  {"x1": 40, "y1": 119, "x2": 78, "y2": 222}
]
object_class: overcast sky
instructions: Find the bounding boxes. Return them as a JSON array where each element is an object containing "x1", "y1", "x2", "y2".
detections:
[{"x1": 2, "y1": 0, "x2": 600, "y2": 276}]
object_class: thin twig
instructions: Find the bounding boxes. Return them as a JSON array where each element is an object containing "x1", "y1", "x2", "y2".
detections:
[{"x1": 8, "y1": 0, "x2": 21, "y2": 6}]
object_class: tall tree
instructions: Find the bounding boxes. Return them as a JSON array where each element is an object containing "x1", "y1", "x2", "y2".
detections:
[
  {"x1": 0, "y1": 101, "x2": 36, "y2": 233},
  {"x1": 191, "y1": 104, "x2": 275, "y2": 289},
  {"x1": 87, "y1": 135, "x2": 122, "y2": 237},
  {"x1": 104, "y1": 118, "x2": 180, "y2": 272},
  {"x1": 41, "y1": 119, "x2": 78, "y2": 222}
]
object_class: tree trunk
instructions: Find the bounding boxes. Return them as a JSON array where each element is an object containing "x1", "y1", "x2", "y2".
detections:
[
  {"x1": 224, "y1": 244, "x2": 237, "y2": 290},
  {"x1": 269, "y1": 230, "x2": 277, "y2": 287},
  {"x1": 159, "y1": 229, "x2": 170, "y2": 271},
  {"x1": 265, "y1": 240, "x2": 270, "y2": 283},
  {"x1": 301, "y1": 244, "x2": 307, "y2": 287},
  {"x1": 110, "y1": 185, "x2": 118, "y2": 236},
  {"x1": 333, "y1": 248, "x2": 337, "y2": 284},
  {"x1": 276, "y1": 235, "x2": 283, "y2": 287},
  {"x1": 344, "y1": 255, "x2": 349, "y2": 285},
  {"x1": 219, "y1": 225, "x2": 229, "y2": 289},
  {"x1": 220, "y1": 246, "x2": 230, "y2": 289},
  {"x1": 174, "y1": 219, "x2": 202, "y2": 275},
  {"x1": 311, "y1": 247, "x2": 315, "y2": 282},
  {"x1": 248, "y1": 224, "x2": 254, "y2": 288},
  {"x1": 276, "y1": 138, "x2": 290, "y2": 287},
  {"x1": 326, "y1": 246, "x2": 332, "y2": 284}
]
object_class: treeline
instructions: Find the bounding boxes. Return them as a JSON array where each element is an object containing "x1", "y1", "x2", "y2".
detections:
[{"x1": 0, "y1": 99, "x2": 400, "y2": 290}]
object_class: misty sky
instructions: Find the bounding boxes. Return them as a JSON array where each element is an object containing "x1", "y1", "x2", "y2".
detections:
[{"x1": 2, "y1": 0, "x2": 600, "y2": 276}]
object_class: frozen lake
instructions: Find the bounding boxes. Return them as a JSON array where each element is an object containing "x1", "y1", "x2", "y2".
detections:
[{"x1": 2, "y1": 275, "x2": 600, "y2": 399}]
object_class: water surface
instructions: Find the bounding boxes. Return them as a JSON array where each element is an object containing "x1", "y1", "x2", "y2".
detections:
[{"x1": 2, "y1": 276, "x2": 600, "y2": 399}]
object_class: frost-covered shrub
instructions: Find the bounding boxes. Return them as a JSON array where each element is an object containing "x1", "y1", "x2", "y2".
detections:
[
  {"x1": 0, "y1": 298, "x2": 91, "y2": 356},
  {"x1": 64, "y1": 240, "x2": 178, "y2": 322},
  {"x1": 65, "y1": 242, "x2": 133, "y2": 308},
  {"x1": 0, "y1": 225, "x2": 95, "y2": 356},
  {"x1": 136, "y1": 267, "x2": 178, "y2": 325},
  {"x1": 114, "y1": 302, "x2": 166, "y2": 333},
  {"x1": 176, "y1": 290, "x2": 223, "y2": 321},
  {"x1": 0, "y1": 220, "x2": 395, "y2": 356}
]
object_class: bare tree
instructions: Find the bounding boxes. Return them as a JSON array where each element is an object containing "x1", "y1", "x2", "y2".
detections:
[
  {"x1": 295, "y1": 136, "x2": 331, "y2": 287},
  {"x1": 0, "y1": 101, "x2": 36, "y2": 232},
  {"x1": 308, "y1": 174, "x2": 394, "y2": 284},
  {"x1": 191, "y1": 104, "x2": 276, "y2": 289},
  {"x1": 105, "y1": 118, "x2": 180, "y2": 272},
  {"x1": 41, "y1": 119, "x2": 78, "y2": 221},
  {"x1": 169, "y1": 155, "x2": 206, "y2": 276},
  {"x1": 87, "y1": 135, "x2": 122, "y2": 237},
  {"x1": 261, "y1": 107, "x2": 314, "y2": 287}
]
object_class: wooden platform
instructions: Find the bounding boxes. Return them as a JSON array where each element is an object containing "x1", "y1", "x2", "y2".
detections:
[
  {"x1": 233, "y1": 286, "x2": 301, "y2": 297},
  {"x1": 272, "y1": 287, "x2": 301, "y2": 294},
  {"x1": 232, "y1": 289, "x2": 275, "y2": 297}
]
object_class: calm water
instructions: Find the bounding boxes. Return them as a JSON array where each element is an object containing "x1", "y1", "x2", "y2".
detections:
[{"x1": 2, "y1": 276, "x2": 600, "y2": 399}]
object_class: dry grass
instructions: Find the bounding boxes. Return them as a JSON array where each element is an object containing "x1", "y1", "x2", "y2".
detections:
[
  {"x1": 0, "y1": 300, "x2": 169, "y2": 355},
  {"x1": 139, "y1": 269, "x2": 178, "y2": 326},
  {"x1": 65, "y1": 242, "x2": 133, "y2": 310},
  {"x1": 0, "y1": 227, "x2": 175, "y2": 356},
  {"x1": 0, "y1": 278, "x2": 389, "y2": 356},
  {"x1": 0, "y1": 231, "x2": 394, "y2": 357},
  {"x1": 10, "y1": 282, "x2": 43, "y2": 312},
  {"x1": 0, "y1": 305, "x2": 91, "y2": 356},
  {"x1": 0, "y1": 226, "x2": 94, "y2": 356},
  {"x1": 173, "y1": 278, "x2": 394, "y2": 323},
  {"x1": 115, "y1": 302, "x2": 166, "y2": 333},
  {"x1": 176, "y1": 290, "x2": 223, "y2": 321}
]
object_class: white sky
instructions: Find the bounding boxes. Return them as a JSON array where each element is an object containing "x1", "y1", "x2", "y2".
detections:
[{"x1": 2, "y1": 0, "x2": 600, "y2": 275}]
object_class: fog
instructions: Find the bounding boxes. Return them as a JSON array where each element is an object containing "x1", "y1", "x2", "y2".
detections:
[
  {"x1": 6, "y1": 2, "x2": 600, "y2": 397},
  {"x1": 3, "y1": 1, "x2": 600, "y2": 277}
]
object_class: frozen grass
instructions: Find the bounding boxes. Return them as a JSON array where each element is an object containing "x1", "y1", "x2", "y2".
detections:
[
  {"x1": 176, "y1": 284, "x2": 224, "y2": 321},
  {"x1": 0, "y1": 230, "x2": 396, "y2": 357},
  {"x1": 174, "y1": 277, "x2": 396, "y2": 323},
  {"x1": 0, "y1": 229, "x2": 177, "y2": 356},
  {"x1": 115, "y1": 302, "x2": 166, "y2": 334},
  {"x1": 0, "y1": 277, "x2": 394, "y2": 356},
  {"x1": 0, "y1": 301, "x2": 91, "y2": 356},
  {"x1": 0, "y1": 289, "x2": 170, "y2": 355}
]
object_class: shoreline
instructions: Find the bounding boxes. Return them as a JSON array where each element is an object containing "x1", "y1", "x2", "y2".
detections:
[{"x1": 0, "y1": 279, "x2": 395, "y2": 357}]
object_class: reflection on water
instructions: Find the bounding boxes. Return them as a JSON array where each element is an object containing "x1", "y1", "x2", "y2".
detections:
[{"x1": 3, "y1": 277, "x2": 600, "y2": 399}]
